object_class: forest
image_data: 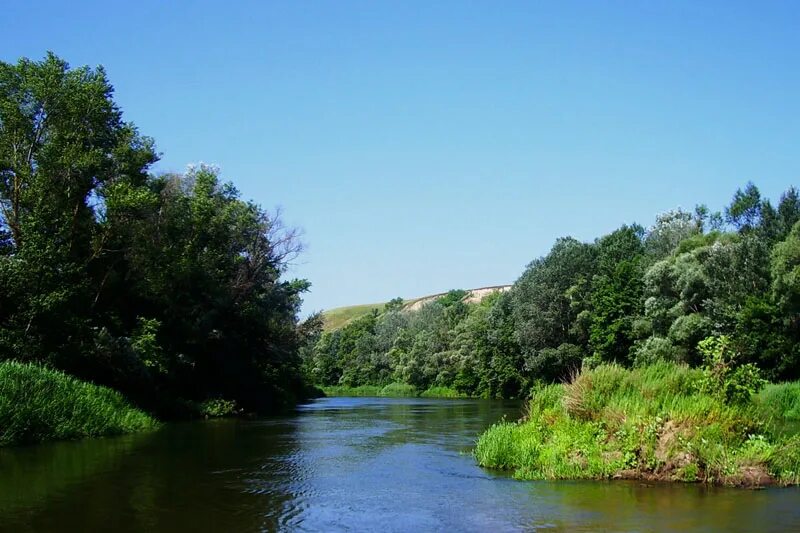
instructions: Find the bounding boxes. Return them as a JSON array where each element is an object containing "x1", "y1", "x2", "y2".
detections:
[
  {"x1": 0, "y1": 53, "x2": 316, "y2": 439},
  {"x1": 305, "y1": 183, "x2": 800, "y2": 399}
]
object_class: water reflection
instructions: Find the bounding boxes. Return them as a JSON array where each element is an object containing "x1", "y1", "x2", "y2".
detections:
[{"x1": 1, "y1": 397, "x2": 799, "y2": 532}]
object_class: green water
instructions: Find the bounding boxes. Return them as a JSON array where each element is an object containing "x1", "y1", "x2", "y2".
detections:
[{"x1": 1, "y1": 397, "x2": 798, "y2": 532}]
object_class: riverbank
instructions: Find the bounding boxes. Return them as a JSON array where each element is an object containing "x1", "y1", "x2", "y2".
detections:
[
  {"x1": 475, "y1": 362, "x2": 800, "y2": 487},
  {"x1": 321, "y1": 383, "x2": 469, "y2": 398},
  {"x1": 0, "y1": 361, "x2": 157, "y2": 446}
]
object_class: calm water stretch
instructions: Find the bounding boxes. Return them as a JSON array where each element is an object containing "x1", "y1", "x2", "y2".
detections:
[{"x1": 1, "y1": 397, "x2": 799, "y2": 532}]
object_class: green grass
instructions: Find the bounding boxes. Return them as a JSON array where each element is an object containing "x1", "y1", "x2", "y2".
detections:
[
  {"x1": 755, "y1": 382, "x2": 800, "y2": 423},
  {"x1": 320, "y1": 384, "x2": 385, "y2": 397},
  {"x1": 321, "y1": 293, "x2": 468, "y2": 332},
  {"x1": 322, "y1": 303, "x2": 386, "y2": 331},
  {"x1": 420, "y1": 386, "x2": 468, "y2": 398},
  {"x1": 321, "y1": 286, "x2": 511, "y2": 332},
  {"x1": 0, "y1": 361, "x2": 158, "y2": 446},
  {"x1": 380, "y1": 382, "x2": 419, "y2": 397},
  {"x1": 475, "y1": 362, "x2": 800, "y2": 486},
  {"x1": 321, "y1": 382, "x2": 471, "y2": 398},
  {"x1": 321, "y1": 383, "x2": 419, "y2": 397}
]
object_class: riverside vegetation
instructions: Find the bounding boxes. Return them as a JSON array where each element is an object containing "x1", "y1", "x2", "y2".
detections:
[
  {"x1": 0, "y1": 54, "x2": 321, "y2": 444},
  {"x1": 475, "y1": 361, "x2": 800, "y2": 486},
  {"x1": 3, "y1": 52, "x2": 800, "y2": 489},
  {"x1": 305, "y1": 182, "x2": 800, "y2": 483}
]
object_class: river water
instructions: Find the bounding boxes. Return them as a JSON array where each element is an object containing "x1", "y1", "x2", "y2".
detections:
[{"x1": 1, "y1": 396, "x2": 799, "y2": 532}]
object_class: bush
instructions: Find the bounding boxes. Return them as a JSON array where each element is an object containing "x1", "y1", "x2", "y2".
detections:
[
  {"x1": 631, "y1": 337, "x2": 684, "y2": 367},
  {"x1": 697, "y1": 335, "x2": 767, "y2": 405},
  {"x1": 198, "y1": 398, "x2": 239, "y2": 418},
  {"x1": 0, "y1": 361, "x2": 157, "y2": 445}
]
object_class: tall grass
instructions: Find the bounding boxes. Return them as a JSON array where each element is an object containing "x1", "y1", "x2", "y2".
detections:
[
  {"x1": 420, "y1": 386, "x2": 467, "y2": 398},
  {"x1": 0, "y1": 361, "x2": 158, "y2": 446},
  {"x1": 476, "y1": 362, "x2": 800, "y2": 486},
  {"x1": 755, "y1": 382, "x2": 800, "y2": 423},
  {"x1": 321, "y1": 383, "x2": 469, "y2": 398},
  {"x1": 320, "y1": 384, "x2": 385, "y2": 397},
  {"x1": 380, "y1": 382, "x2": 418, "y2": 397}
]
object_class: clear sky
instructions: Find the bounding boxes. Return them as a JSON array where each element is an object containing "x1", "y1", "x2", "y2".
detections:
[{"x1": 3, "y1": 1, "x2": 799, "y2": 314}]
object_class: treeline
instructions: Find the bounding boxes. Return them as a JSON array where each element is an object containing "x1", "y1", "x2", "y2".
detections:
[
  {"x1": 0, "y1": 53, "x2": 314, "y2": 416},
  {"x1": 306, "y1": 183, "x2": 800, "y2": 398}
]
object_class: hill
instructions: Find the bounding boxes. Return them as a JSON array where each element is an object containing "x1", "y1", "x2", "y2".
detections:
[{"x1": 321, "y1": 285, "x2": 511, "y2": 331}]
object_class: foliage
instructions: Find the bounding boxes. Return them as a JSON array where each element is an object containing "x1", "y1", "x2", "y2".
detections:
[
  {"x1": 697, "y1": 335, "x2": 767, "y2": 405},
  {"x1": 0, "y1": 53, "x2": 311, "y2": 420},
  {"x1": 0, "y1": 361, "x2": 156, "y2": 445},
  {"x1": 308, "y1": 182, "x2": 800, "y2": 400},
  {"x1": 755, "y1": 382, "x2": 800, "y2": 424},
  {"x1": 198, "y1": 398, "x2": 239, "y2": 418},
  {"x1": 320, "y1": 384, "x2": 384, "y2": 397},
  {"x1": 419, "y1": 386, "x2": 467, "y2": 398},
  {"x1": 476, "y1": 363, "x2": 800, "y2": 486},
  {"x1": 588, "y1": 226, "x2": 645, "y2": 365}
]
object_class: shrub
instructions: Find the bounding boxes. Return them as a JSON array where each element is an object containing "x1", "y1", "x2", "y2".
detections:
[
  {"x1": 198, "y1": 398, "x2": 239, "y2": 418},
  {"x1": 697, "y1": 335, "x2": 767, "y2": 405},
  {"x1": 631, "y1": 337, "x2": 684, "y2": 367}
]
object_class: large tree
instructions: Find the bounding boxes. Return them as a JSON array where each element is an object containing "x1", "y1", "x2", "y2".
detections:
[
  {"x1": 0, "y1": 53, "x2": 157, "y2": 365},
  {"x1": 0, "y1": 54, "x2": 309, "y2": 413}
]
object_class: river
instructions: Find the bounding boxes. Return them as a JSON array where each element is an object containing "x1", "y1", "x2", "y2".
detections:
[{"x1": 1, "y1": 396, "x2": 799, "y2": 532}]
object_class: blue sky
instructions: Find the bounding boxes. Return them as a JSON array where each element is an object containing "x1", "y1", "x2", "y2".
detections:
[{"x1": 3, "y1": 1, "x2": 800, "y2": 313}]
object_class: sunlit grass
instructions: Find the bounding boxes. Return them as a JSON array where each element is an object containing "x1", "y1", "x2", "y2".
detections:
[
  {"x1": 755, "y1": 382, "x2": 800, "y2": 423},
  {"x1": 476, "y1": 363, "x2": 800, "y2": 486},
  {"x1": 420, "y1": 386, "x2": 468, "y2": 398},
  {"x1": 0, "y1": 361, "x2": 158, "y2": 446},
  {"x1": 321, "y1": 383, "x2": 470, "y2": 398},
  {"x1": 322, "y1": 303, "x2": 386, "y2": 331}
]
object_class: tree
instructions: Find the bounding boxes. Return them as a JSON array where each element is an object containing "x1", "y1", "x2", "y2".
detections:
[
  {"x1": 0, "y1": 53, "x2": 156, "y2": 368},
  {"x1": 772, "y1": 220, "x2": 800, "y2": 317},
  {"x1": 644, "y1": 209, "x2": 700, "y2": 260},
  {"x1": 588, "y1": 225, "x2": 645, "y2": 364},
  {"x1": 0, "y1": 54, "x2": 310, "y2": 413},
  {"x1": 512, "y1": 237, "x2": 596, "y2": 358},
  {"x1": 726, "y1": 182, "x2": 762, "y2": 232}
]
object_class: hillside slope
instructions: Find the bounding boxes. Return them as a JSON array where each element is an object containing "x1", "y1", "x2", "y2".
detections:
[{"x1": 322, "y1": 285, "x2": 511, "y2": 331}]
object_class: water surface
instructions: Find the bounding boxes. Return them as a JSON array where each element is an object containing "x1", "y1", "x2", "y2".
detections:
[{"x1": 1, "y1": 397, "x2": 799, "y2": 532}]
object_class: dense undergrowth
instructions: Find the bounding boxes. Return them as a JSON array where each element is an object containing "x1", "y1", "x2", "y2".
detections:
[
  {"x1": 475, "y1": 362, "x2": 800, "y2": 487},
  {"x1": 0, "y1": 362, "x2": 157, "y2": 446}
]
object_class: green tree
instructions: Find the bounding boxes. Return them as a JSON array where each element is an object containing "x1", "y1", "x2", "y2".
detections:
[
  {"x1": 512, "y1": 237, "x2": 596, "y2": 367},
  {"x1": 588, "y1": 226, "x2": 645, "y2": 365},
  {"x1": 1, "y1": 54, "x2": 311, "y2": 413},
  {"x1": 0, "y1": 53, "x2": 156, "y2": 370}
]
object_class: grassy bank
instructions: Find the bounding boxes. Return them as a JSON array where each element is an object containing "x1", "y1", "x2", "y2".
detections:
[
  {"x1": 0, "y1": 361, "x2": 158, "y2": 446},
  {"x1": 475, "y1": 362, "x2": 800, "y2": 487},
  {"x1": 321, "y1": 383, "x2": 468, "y2": 398}
]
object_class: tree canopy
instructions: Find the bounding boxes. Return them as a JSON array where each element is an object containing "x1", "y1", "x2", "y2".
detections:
[
  {"x1": 306, "y1": 184, "x2": 800, "y2": 397},
  {"x1": 0, "y1": 53, "x2": 312, "y2": 415}
]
